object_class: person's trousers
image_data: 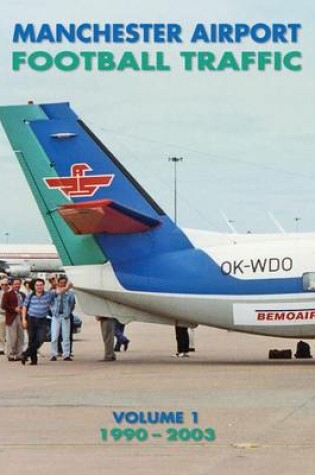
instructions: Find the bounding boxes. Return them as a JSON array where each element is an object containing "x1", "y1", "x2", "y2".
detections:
[
  {"x1": 51, "y1": 316, "x2": 70, "y2": 358},
  {"x1": 58, "y1": 313, "x2": 74, "y2": 354},
  {"x1": 6, "y1": 318, "x2": 24, "y2": 358},
  {"x1": 100, "y1": 318, "x2": 115, "y2": 360},
  {"x1": 23, "y1": 317, "x2": 47, "y2": 363},
  {"x1": 115, "y1": 322, "x2": 128, "y2": 345},
  {"x1": 175, "y1": 326, "x2": 189, "y2": 354},
  {"x1": 0, "y1": 315, "x2": 5, "y2": 352}
]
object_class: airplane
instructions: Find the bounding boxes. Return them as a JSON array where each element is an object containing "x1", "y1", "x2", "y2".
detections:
[
  {"x1": 0, "y1": 101, "x2": 315, "y2": 339},
  {"x1": 0, "y1": 243, "x2": 62, "y2": 277}
]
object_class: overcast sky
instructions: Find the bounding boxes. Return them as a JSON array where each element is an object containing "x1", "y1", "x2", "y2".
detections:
[{"x1": 0, "y1": 0, "x2": 315, "y2": 243}]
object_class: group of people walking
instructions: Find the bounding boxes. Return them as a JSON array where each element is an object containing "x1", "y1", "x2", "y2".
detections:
[
  {"x1": 0, "y1": 274, "x2": 132, "y2": 366},
  {"x1": 0, "y1": 275, "x2": 75, "y2": 365}
]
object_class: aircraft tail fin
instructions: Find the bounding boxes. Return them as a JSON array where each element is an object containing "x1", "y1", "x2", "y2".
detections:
[{"x1": 0, "y1": 102, "x2": 193, "y2": 272}]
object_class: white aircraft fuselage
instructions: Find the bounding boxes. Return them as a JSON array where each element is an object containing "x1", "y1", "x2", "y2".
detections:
[{"x1": 67, "y1": 229, "x2": 315, "y2": 339}]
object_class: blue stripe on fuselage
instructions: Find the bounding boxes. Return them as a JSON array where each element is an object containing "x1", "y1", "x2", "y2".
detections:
[{"x1": 109, "y1": 246, "x2": 303, "y2": 295}]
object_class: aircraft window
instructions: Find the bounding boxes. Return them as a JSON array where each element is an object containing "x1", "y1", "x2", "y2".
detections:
[{"x1": 302, "y1": 273, "x2": 315, "y2": 291}]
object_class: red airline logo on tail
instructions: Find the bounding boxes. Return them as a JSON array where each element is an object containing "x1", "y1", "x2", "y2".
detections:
[{"x1": 44, "y1": 163, "x2": 114, "y2": 198}]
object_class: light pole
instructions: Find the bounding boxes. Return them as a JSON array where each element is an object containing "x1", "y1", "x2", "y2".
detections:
[
  {"x1": 4, "y1": 233, "x2": 9, "y2": 244},
  {"x1": 168, "y1": 157, "x2": 183, "y2": 224},
  {"x1": 295, "y1": 217, "x2": 301, "y2": 232}
]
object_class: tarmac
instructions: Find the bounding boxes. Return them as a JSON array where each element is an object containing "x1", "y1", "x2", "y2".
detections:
[{"x1": 1, "y1": 317, "x2": 315, "y2": 475}]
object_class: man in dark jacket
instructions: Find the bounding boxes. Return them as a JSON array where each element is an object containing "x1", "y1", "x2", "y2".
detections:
[{"x1": 1, "y1": 278, "x2": 25, "y2": 361}]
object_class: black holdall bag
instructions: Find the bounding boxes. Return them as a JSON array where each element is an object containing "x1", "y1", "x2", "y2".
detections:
[{"x1": 269, "y1": 349, "x2": 292, "y2": 359}]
